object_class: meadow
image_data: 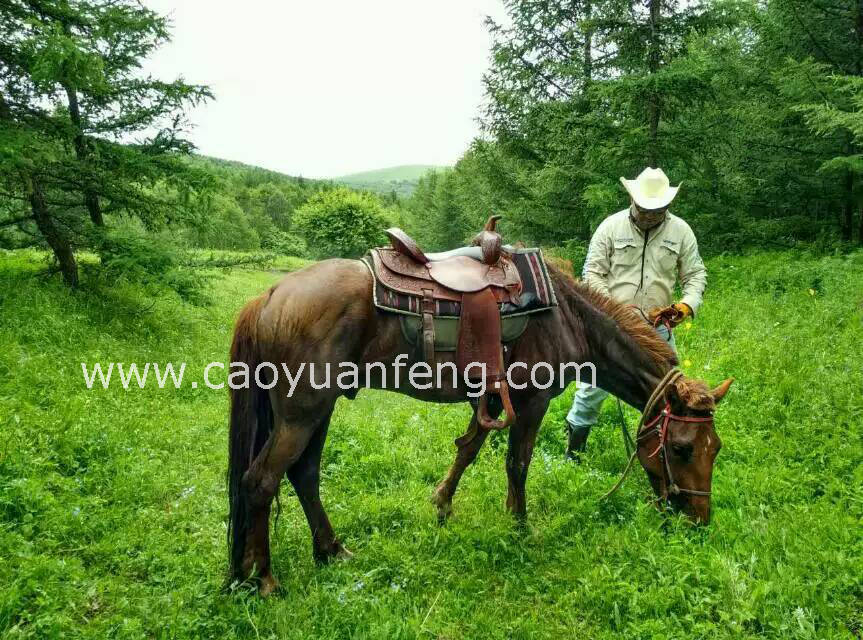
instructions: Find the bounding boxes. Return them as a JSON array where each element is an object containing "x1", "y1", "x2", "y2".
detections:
[{"x1": 0, "y1": 249, "x2": 861, "y2": 639}]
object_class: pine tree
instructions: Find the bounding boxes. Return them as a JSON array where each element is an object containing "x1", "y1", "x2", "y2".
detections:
[{"x1": 0, "y1": 0, "x2": 212, "y2": 286}]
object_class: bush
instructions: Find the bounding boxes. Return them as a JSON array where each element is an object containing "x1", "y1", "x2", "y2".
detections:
[
  {"x1": 94, "y1": 222, "x2": 209, "y2": 304},
  {"x1": 294, "y1": 188, "x2": 388, "y2": 258},
  {"x1": 261, "y1": 230, "x2": 307, "y2": 257},
  {"x1": 186, "y1": 194, "x2": 260, "y2": 250}
]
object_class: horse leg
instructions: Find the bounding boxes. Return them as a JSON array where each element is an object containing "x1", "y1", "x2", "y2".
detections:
[
  {"x1": 431, "y1": 412, "x2": 492, "y2": 522},
  {"x1": 432, "y1": 396, "x2": 503, "y2": 520},
  {"x1": 505, "y1": 394, "x2": 550, "y2": 521},
  {"x1": 241, "y1": 420, "x2": 315, "y2": 596},
  {"x1": 286, "y1": 417, "x2": 351, "y2": 564}
]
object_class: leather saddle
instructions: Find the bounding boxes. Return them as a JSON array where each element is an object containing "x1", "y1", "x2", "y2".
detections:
[{"x1": 372, "y1": 215, "x2": 522, "y2": 431}]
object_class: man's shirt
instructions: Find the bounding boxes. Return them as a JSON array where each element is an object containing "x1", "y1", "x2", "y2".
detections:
[{"x1": 582, "y1": 208, "x2": 707, "y2": 316}]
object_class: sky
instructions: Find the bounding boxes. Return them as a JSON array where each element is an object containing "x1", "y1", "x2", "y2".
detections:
[{"x1": 141, "y1": 1, "x2": 506, "y2": 179}]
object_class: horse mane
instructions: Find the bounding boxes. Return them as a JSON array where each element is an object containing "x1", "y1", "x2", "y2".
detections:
[
  {"x1": 547, "y1": 263, "x2": 678, "y2": 370},
  {"x1": 673, "y1": 377, "x2": 715, "y2": 410}
]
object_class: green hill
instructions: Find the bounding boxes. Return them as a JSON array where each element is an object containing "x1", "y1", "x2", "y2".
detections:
[{"x1": 333, "y1": 165, "x2": 446, "y2": 197}]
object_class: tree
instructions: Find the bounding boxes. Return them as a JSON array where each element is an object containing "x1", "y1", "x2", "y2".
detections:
[
  {"x1": 0, "y1": 0, "x2": 212, "y2": 287},
  {"x1": 294, "y1": 188, "x2": 389, "y2": 258},
  {"x1": 767, "y1": 0, "x2": 863, "y2": 243},
  {"x1": 447, "y1": 0, "x2": 746, "y2": 247}
]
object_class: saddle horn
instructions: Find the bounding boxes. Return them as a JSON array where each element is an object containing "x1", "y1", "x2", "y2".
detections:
[{"x1": 472, "y1": 215, "x2": 504, "y2": 265}]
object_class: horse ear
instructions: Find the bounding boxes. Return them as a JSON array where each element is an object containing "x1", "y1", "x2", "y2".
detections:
[{"x1": 711, "y1": 378, "x2": 734, "y2": 403}]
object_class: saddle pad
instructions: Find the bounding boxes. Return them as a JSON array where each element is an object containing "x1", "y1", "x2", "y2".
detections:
[
  {"x1": 364, "y1": 247, "x2": 557, "y2": 318},
  {"x1": 399, "y1": 314, "x2": 530, "y2": 352}
]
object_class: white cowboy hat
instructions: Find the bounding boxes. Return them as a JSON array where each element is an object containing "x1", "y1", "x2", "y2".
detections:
[{"x1": 620, "y1": 167, "x2": 681, "y2": 210}]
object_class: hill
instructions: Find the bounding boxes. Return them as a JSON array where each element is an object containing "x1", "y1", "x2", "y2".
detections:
[
  {"x1": 333, "y1": 165, "x2": 446, "y2": 197},
  {"x1": 191, "y1": 155, "x2": 320, "y2": 187}
]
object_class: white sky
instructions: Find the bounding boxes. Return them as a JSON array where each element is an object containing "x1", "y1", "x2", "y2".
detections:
[{"x1": 141, "y1": 1, "x2": 506, "y2": 178}]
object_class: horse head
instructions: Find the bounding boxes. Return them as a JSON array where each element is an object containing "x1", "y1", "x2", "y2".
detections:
[{"x1": 637, "y1": 376, "x2": 733, "y2": 524}]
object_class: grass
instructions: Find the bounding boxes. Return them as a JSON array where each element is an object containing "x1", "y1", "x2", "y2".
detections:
[{"x1": 0, "y1": 249, "x2": 861, "y2": 638}]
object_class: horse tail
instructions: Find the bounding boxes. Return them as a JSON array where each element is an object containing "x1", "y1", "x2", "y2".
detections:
[{"x1": 226, "y1": 294, "x2": 272, "y2": 581}]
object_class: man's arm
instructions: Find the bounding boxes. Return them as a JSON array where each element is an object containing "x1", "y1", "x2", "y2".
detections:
[
  {"x1": 678, "y1": 226, "x2": 707, "y2": 315},
  {"x1": 582, "y1": 221, "x2": 612, "y2": 297}
]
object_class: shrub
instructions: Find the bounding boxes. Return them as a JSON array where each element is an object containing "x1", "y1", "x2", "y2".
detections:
[
  {"x1": 94, "y1": 222, "x2": 209, "y2": 304},
  {"x1": 261, "y1": 231, "x2": 307, "y2": 257},
  {"x1": 186, "y1": 194, "x2": 260, "y2": 250},
  {"x1": 294, "y1": 188, "x2": 388, "y2": 258}
]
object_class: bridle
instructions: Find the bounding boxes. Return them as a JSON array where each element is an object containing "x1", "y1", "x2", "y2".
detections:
[
  {"x1": 637, "y1": 398, "x2": 714, "y2": 500},
  {"x1": 602, "y1": 368, "x2": 715, "y2": 501}
]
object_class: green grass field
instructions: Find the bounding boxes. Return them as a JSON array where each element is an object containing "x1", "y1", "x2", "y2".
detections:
[{"x1": 1, "y1": 250, "x2": 861, "y2": 638}]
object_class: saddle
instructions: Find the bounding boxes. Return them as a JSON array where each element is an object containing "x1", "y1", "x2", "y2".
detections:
[{"x1": 371, "y1": 215, "x2": 522, "y2": 431}]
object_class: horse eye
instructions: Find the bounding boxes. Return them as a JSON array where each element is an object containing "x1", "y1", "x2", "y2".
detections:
[{"x1": 671, "y1": 443, "x2": 693, "y2": 461}]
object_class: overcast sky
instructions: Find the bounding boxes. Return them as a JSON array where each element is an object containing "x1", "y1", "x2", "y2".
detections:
[{"x1": 141, "y1": 1, "x2": 506, "y2": 178}]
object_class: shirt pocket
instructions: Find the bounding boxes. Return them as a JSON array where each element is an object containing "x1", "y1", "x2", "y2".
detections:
[
  {"x1": 656, "y1": 242, "x2": 680, "y2": 273},
  {"x1": 612, "y1": 238, "x2": 641, "y2": 267}
]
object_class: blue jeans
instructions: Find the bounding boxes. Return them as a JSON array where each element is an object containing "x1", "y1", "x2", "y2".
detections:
[{"x1": 565, "y1": 324, "x2": 678, "y2": 433}]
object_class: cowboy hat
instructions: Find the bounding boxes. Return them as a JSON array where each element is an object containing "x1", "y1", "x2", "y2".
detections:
[{"x1": 620, "y1": 167, "x2": 681, "y2": 210}]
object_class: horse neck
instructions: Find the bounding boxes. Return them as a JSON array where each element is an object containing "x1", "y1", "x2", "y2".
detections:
[
  {"x1": 560, "y1": 288, "x2": 672, "y2": 412},
  {"x1": 592, "y1": 337, "x2": 669, "y2": 411}
]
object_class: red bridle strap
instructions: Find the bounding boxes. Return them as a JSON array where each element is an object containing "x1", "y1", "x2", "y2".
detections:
[
  {"x1": 638, "y1": 401, "x2": 715, "y2": 498},
  {"x1": 640, "y1": 402, "x2": 715, "y2": 458},
  {"x1": 602, "y1": 367, "x2": 715, "y2": 501}
]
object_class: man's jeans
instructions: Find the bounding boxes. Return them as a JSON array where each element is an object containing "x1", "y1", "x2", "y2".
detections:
[{"x1": 565, "y1": 324, "x2": 678, "y2": 434}]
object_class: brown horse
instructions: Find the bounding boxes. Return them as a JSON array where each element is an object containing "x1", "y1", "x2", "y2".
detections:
[{"x1": 227, "y1": 259, "x2": 733, "y2": 594}]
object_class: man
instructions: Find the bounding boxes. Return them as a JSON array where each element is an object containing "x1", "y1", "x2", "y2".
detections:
[{"x1": 565, "y1": 167, "x2": 707, "y2": 459}]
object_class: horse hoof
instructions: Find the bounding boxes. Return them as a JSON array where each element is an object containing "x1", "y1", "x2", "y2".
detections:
[
  {"x1": 335, "y1": 545, "x2": 354, "y2": 561},
  {"x1": 316, "y1": 542, "x2": 354, "y2": 565},
  {"x1": 436, "y1": 502, "x2": 452, "y2": 523},
  {"x1": 259, "y1": 574, "x2": 280, "y2": 597},
  {"x1": 431, "y1": 488, "x2": 453, "y2": 522}
]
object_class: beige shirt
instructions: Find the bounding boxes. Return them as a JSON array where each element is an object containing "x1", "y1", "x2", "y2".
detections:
[{"x1": 583, "y1": 208, "x2": 707, "y2": 316}]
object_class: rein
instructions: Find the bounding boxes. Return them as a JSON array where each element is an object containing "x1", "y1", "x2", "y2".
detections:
[{"x1": 601, "y1": 368, "x2": 714, "y2": 501}]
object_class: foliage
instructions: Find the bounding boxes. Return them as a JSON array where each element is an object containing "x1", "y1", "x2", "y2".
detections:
[
  {"x1": 184, "y1": 194, "x2": 260, "y2": 251},
  {"x1": 0, "y1": 0, "x2": 214, "y2": 288},
  {"x1": 294, "y1": 188, "x2": 391, "y2": 258},
  {"x1": 0, "y1": 3, "x2": 334, "y2": 292},
  {"x1": 92, "y1": 222, "x2": 210, "y2": 304},
  {"x1": 334, "y1": 165, "x2": 446, "y2": 197},
  {"x1": 261, "y1": 230, "x2": 308, "y2": 258},
  {"x1": 0, "y1": 250, "x2": 860, "y2": 637},
  {"x1": 402, "y1": 0, "x2": 863, "y2": 253}
]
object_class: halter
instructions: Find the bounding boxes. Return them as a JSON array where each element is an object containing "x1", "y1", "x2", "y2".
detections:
[{"x1": 602, "y1": 368, "x2": 715, "y2": 501}]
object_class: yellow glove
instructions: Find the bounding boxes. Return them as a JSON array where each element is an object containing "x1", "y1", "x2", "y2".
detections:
[
  {"x1": 673, "y1": 302, "x2": 692, "y2": 318},
  {"x1": 648, "y1": 302, "x2": 692, "y2": 328}
]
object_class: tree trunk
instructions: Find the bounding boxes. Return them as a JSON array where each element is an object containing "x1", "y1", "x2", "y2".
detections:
[
  {"x1": 27, "y1": 175, "x2": 79, "y2": 287},
  {"x1": 647, "y1": 0, "x2": 662, "y2": 167},
  {"x1": 63, "y1": 83, "x2": 104, "y2": 227}
]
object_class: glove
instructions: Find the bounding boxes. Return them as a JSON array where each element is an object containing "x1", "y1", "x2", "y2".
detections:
[{"x1": 648, "y1": 302, "x2": 692, "y2": 328}]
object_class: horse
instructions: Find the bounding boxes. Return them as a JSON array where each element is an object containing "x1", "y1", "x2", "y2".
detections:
[{"x1": 226, "y1": 258, "x2": 733, "y2": 595}]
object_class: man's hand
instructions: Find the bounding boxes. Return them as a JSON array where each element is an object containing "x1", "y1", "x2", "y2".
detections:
[{"x1": 648, "y1": 302, "x2": 692, "y2": 328}]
